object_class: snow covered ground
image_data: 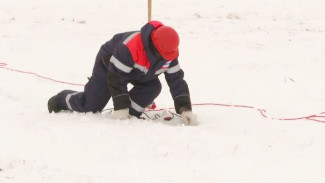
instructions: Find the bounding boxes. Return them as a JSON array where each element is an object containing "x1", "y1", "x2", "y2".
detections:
[{"x1": 1, "y1": 0, "x2": 325, "y2": 182}]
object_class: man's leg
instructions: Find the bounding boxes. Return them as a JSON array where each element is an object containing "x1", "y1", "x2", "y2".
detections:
[
  {"x1": 48, "y1": 46, "x2": 111, "y2": 113},
  {"x1": 49, "y1": 75, "x2": 111, "y2": 113},
  {"x1": 129, "y1": 79, "x2": 162, "y2": 117}
]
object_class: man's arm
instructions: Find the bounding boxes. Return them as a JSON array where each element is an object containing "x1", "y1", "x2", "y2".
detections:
[
  {"x1": 105, "y1": 47, "x2": 134, "y2": 111},
  {"x1": 164, "y1": 59, "x2": 198, "y2": 125},
  {"x1": 164, "y1": 59, "x2": 192, "y2": 114}
]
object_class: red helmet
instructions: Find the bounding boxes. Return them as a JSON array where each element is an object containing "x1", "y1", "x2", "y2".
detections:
[{"x1": 151, "y1": 26, "x2": 179, "y2": 61}]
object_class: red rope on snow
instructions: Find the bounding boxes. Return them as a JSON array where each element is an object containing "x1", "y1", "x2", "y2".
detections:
[
  {"x1": 1, "y1": 62, "x2": 325, "y2": 123},
  {"x1": 150, "y1": 103, "x2": 325, "y2": 124},
  {"x1": 0, "y1": 62, "x2": 84, "y2": 86}
]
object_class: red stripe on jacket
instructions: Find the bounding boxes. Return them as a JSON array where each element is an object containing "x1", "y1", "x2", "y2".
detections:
[{"x1": 126, "y1": 33, "x2": 150, "y2": 69}]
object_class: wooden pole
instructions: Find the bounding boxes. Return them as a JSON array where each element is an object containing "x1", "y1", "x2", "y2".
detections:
[{"x1": 148, "y1": 0, "x2": 152, "y2": 22}]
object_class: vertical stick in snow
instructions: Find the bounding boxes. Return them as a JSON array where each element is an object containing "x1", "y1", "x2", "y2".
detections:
[{"x1": 148, "y1": 0, "x2": 152, "y2": 22}]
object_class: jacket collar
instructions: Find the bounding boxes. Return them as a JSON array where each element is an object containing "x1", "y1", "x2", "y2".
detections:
[{"x1": 140, "y1": 22, "x2": 165, "y2": 67}]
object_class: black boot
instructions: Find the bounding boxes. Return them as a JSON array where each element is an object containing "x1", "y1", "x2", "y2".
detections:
[{"x1": 48, "y1": 95, "x2": 62, "y2": 113}]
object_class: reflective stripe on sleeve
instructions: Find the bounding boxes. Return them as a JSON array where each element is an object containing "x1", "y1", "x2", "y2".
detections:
[
  {"x1": 131, "y1": 99, "x2": 146, "y2": 113},
  {"x1": 155, "y1": 68, "x2": 167, "y2": 75},
  {"x1": 166, "y1": 64, "x2": 181, "y2": 74},
  {"x1": 134, "y1": 63, "x2": 148, "y2": 74},
  {"x1": 110, "y1": 56, "x2": 133, "y2": 73},
  {"x1": 123, "y1": 32, "x2": 140, "y2": 44}
]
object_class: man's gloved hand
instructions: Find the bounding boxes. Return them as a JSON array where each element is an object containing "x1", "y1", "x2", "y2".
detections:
[
  {"x1": 112, "y1": 108, "x2": 130, "y2": 120},
  {"x1": 181, "y1": 111, "x2": 199, "y2": 126}
]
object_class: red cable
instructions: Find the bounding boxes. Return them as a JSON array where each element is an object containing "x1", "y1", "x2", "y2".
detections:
[
  {"x1": 0, "y1": 62, "x2": 84, "y2": 86},
  {"x1": 1, "y1": 62, "x2": 325, "y2": 123}
]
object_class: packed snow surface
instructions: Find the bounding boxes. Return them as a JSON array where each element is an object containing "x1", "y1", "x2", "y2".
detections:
[{"x1": 1, "y1": 0, "x2": 325, "y2": 182}]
